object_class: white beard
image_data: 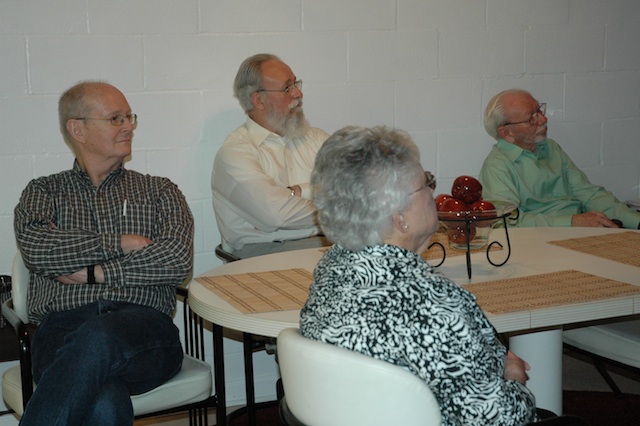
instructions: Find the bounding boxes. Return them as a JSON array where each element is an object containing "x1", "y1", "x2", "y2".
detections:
[{"x1": 265, "y1": 99, "x2": 311, "y2": 141}]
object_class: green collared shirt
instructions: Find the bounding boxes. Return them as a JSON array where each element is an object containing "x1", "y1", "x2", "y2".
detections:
[{"x1": 479, "y1": 138, "x2": 640, "y2": 228}]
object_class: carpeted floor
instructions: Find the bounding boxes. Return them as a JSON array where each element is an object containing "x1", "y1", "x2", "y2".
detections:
[
  {"x1": 562, "y1": 390, "x2": 640, "y2": 426},
  {"x1": 225, "y1": 391, "x2": 640, "y2": 426},
  {"x1": 137, "y1": 351, "x2": 640, "y2": 425},
  {"x1": 137, "y1": 388, "x2": 640, "y2": 425}
]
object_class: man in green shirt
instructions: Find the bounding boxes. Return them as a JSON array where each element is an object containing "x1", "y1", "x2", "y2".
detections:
[{"x1": 479, "y1": 89, "x2": 640, "y2": 229}]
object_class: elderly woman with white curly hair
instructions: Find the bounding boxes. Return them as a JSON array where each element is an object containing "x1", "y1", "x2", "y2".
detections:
[{"x1": 299, "y1": 126, "x2": 587, "y2": 426}]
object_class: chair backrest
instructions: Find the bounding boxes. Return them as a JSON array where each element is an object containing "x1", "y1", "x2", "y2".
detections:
[
  {"x1": 12, "y1": 252, "x2": 29, "y2": 323},
  {"x1": 277, "y1": 328, "x2": 441, "y2": 426}
]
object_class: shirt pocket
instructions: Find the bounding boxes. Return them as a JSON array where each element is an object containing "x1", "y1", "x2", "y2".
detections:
[{"x1": 119, "y1": 202, "x2": 156, "y2": 238}]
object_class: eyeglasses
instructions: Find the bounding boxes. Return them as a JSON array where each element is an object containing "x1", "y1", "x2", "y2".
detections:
[
  {"x1": 255, "y1": 80, "x2": 302, "y2": 95},
  {"x1": 502, "y1": 103, "x2": 546, "y2": 127},
  {"x1": 409, "y1": 171, "x2": 436, "y2": 196},
  {"x1": 73, "y1": 114, "x2": 138, "y2": 126}
]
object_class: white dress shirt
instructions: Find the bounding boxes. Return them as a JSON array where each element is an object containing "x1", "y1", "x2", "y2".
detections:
[{"x1": 212, "y1": 117, "x2": 329, "y2": 251}]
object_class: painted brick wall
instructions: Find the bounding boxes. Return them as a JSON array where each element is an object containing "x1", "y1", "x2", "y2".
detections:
[{"x1": 1, "y1": 0, "x2": 639, "y2": 414}]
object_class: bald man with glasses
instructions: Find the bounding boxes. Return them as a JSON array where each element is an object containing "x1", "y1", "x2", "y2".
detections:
[
  {"x1": 14, "y1": 81, "x2": 193, "y2": 425},
  {"x1": 480, "y1": 89, "x2": 640, "y2": 229},
  {"x1": 212, "y1": 53, "x2": 331, "y2": 258}
]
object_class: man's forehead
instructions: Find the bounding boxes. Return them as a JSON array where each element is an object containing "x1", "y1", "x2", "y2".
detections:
[
  {"x1": 261, "y1": 60, "x2": 295, "y2": 82},
  {"x1": 86, "y1": 86, "x2": 129, "y2": 113},
  {"x1": 505, "y1": 93, "x2": 537, "y2": 113}
]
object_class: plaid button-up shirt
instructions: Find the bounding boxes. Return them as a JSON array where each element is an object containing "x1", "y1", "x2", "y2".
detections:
[{"x1": 14, "y1": 161, "x2": 194, "y2": 325}]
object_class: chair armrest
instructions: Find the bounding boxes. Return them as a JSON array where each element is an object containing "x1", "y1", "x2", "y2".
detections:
[
  {"x1": 2, "y1": 298, "x2": 20, "y2": 330},
  {"x1": 174, "y1": 283, "x2": 207, "y2": 360},
  {"x1": 176, "y1": 285, "x2": 188, "y2": 299},
  {"x1": 2, "y1": 298, "x2": 30, "y2": 353},
  {"x1": 215, "y1": 244, "x2": 240, "y2": 263},
  {"x1": 2, "y1": 298, "x2": 34, "y2": 406}
]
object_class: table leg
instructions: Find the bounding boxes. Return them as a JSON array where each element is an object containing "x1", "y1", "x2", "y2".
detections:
[
  {"x1": 509, "y1": 329, "x2": 563, "y2": 415},
  {"x1": 213, "y1": 323, "x2": 227, "y2": 425},
  {"x1": 243, "y1": 333, "x2": 257, "y2": 425}
]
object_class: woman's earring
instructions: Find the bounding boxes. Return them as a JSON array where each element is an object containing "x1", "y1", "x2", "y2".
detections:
[{"x1": 403, "y1": 223, "x2": 409, "y2": 231}]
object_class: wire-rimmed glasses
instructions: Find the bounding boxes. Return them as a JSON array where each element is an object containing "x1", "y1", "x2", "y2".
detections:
[
  {"x1": 73, "y1": 114, "x2": 138, "y2": 126},
  {"x1": 409, "y1": 171, "x2": 437, "y2": 196},
  {"x1": 502, "y1": 103, "x2": 546, "y2": 127},
  {"x1": 255, "y1": 80, "x2": 302, "y2": 95}
]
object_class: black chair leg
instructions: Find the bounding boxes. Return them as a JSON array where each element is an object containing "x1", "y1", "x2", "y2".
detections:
[
  {"x1": 276, "y1": 378, "x2": 284, "y2": 400},
  {"x1": 213, "y1": 324, "x2": 227, "y2": 425},
  {"x1": 243, "y1": 333, "x2": 257, "y2": 425},
  {"x1": 591, "y1": 356, "x2": 624, "y2": 398}
]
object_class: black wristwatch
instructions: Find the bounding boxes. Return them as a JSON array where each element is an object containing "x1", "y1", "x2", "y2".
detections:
[{"x1": 87, "y1": 265, "x2": 96, "y2": 284}]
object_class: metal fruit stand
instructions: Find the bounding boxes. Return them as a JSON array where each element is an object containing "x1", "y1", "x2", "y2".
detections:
[{"x1": 434, "y1": 201, "x2": 519, "y2": 279}]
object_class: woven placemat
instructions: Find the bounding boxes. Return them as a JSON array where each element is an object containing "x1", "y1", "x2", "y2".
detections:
[
  {"x1": 422, "y1": 231, "x2": 501, "y2": 260},
  {"x1": 548, "y1": 231, "x2": 640, "y2": 268},
  {"x1": 195, "y1": 268, "x2": 313, "y2": 314},
  {"x1": 464, "y1": 269, "x2": 640, "y2": 314}
]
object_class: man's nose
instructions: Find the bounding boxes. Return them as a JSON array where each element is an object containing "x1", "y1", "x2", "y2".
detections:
[
  {"x1": 290, "y1": 86, "x2": 302, "y2": 99},
  {"x1": 539, "y1": 113, "x2": 548, "y2": 125},
  {"x1": 121, "y1": 119, "x2": 134, "y2": 131},
  {"x1": 536, "y1": 110, "x2": 547, "y2": 126}
]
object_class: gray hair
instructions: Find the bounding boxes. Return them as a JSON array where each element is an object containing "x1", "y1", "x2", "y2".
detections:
[
  {"x1": 233, "y1": 53, "x2": 281, "y2": 113},
  {"x1": 483, "y1": 89, "x2": 532, "y2": 140},
  {"x1": 58, "y1": 80, "x2": 106, "y2": 145},
  {"x1": 311, "y1": 126, "x2": 422, "y2": 251}
]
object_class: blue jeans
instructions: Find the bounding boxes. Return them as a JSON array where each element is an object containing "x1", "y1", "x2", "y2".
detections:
[{"x1": 20, "y1": 301, "x2": 183, "y2": 426}]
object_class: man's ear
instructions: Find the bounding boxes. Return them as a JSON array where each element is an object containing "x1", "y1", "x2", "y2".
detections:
[
  {"x1": 497, "y1": 125, "x2": 512, "y2": 142},
  {"x1": 66, "y1": 119, "x2": 86, "y2": 144},
  {"x1": 250, "y1": 91, "x2": 265, "y2": 111}
]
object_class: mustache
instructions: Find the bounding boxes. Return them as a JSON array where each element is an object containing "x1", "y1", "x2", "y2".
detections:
[{"x1": 289, "y1": 99, "x2": 303, "y2": 110}]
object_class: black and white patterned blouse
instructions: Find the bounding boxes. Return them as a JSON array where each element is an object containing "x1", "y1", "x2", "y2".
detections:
[{"x1": 300, "y1": 244, "x2": 537, "y2": 425}]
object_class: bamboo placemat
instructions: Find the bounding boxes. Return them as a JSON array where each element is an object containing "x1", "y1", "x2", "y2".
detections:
[
  {"x1": 422, "y1": 231, "x2": 501, "y2": 261},
  {"x1": 464, "y1": 270, "x2": 640, "y2": 314},
  {"x1": 195, "y1": 268, "x2": 313, "y2": 314},
  {"x1": 548, "y1": 231, "x2": 640, "y2": 268}
]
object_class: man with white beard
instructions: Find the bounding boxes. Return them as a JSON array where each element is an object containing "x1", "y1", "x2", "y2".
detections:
[{"x1": 212, "y1": 54, "x2": 331, "y2": 258}]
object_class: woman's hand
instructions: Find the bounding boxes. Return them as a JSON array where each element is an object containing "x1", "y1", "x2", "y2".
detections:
[{"x1": 504, "y1": 350, "x2": 530, "y2": 384}]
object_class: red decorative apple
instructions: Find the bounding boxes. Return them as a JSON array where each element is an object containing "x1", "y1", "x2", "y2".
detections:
[
  {"x1": 471, "y1": 200, "x2": 495, "y2": 211},
  {"x1": 451, "y1": 176, "x2": 483, "y2": 205},
  {"x1": 447, "y1": 224, "x2": 477, "y2": 245},
  {"x1": 434, "y1": 194, "x2": 453, "y2": 210},
  {"x1": 439, "y1": 197, "x2": 470, "y2": 213},
  {"x1": 471, "y1": 199, "x2": 496, "y2": 227}
]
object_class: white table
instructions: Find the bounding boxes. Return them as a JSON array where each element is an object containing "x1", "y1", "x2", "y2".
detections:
[{"x1": 189, "y1": 227, "x2": 640, "y2": 420}]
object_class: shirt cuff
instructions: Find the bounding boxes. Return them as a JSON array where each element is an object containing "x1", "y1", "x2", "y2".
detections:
[
  {"x1": 299, "y1": 183, "x2": 311, "y2": 200},
  {"x1": 550, "y1": 214, "x2": 573, "y2": 227}
]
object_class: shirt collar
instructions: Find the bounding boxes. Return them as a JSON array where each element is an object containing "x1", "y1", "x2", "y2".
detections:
[
  {"x1": 72, "y1": 160, "x2": 125, "y2": 188},
  {"x1": 496, "y1": 138, "x2": 549, "y2": 161},
  {"x1": 245, "y1": 116, "x2": 284, "y2": 148}
]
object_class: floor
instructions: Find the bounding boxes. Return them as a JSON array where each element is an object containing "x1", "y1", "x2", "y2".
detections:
[
  {"x1": 562, "y1": 349, "x2": 640, "y2": 395},
  {"x1": 134, "y1": 351, "x2": 640, "y2": 425}
]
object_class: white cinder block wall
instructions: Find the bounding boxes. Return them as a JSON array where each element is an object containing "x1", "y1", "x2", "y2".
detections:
[{"x1": 1, "y1": 0, "x2": 640, "y2": 419}]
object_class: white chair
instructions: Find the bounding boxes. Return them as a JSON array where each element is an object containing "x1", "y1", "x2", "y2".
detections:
[
  {"x1": 563, "y1": 320, "x2": 640, "y2": 397},
  {"x1": 276, "y1": 327, "x2": 441, "y2": 426},
  {"x1": 1, "y1": 252, "x2": 215, "y2": 422}
]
